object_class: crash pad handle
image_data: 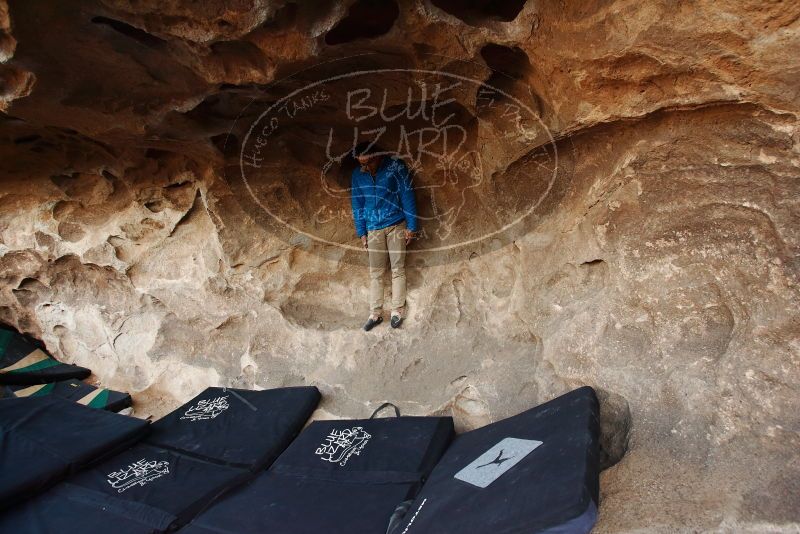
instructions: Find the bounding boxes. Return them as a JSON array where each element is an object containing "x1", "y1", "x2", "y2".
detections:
[{"x1": 370, "y1": 402, "x2": 401, "y2": 418}]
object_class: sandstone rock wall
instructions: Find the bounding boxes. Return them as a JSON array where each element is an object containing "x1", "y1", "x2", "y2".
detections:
[{"x1": 1, "y1": 0, "x2": 798, "y2": 531}]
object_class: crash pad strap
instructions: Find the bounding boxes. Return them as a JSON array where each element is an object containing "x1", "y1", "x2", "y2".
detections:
[
  {"x1": 270, "y1": 464, "x2": 423, "y2": 485},
  {"x1": 370, "y1": 402, "x2": 401, "y2": 419},
  {"x1": 58, "y1": 483, "x2": 177, "y2": 531}
]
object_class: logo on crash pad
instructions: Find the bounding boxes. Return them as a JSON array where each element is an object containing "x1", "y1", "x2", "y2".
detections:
[
  {"x1": 180, "y1": 395, "x2": 230, "y2": 421},
  {"x1": 315, "y1": 426, "x2": 371, "y2": 466},
  {"x1": 454, "y1": 437, "x2": 542, "y2": 488},
  {"x1": 107, "y1": 458, "x2": 170, "y2": 493}
]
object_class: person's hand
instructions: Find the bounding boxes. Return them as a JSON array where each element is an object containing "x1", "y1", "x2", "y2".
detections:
[
  {"x1": 361, "y1": 235, "x2": 368, "y2": 249},
  {"x1": 404, "y1": 229, "x2": 416, "y2": 245}
]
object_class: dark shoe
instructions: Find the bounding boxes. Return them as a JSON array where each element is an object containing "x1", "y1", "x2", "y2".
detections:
[
  {"x1": 390, "y1": 315, "x2": 403, "y2": 329},
  {"x1": 363, "y1": 315, "x2": 383, "y2": 331}
]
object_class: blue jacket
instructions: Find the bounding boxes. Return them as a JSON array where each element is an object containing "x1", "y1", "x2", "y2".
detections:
[{"x1": 351, "y1": 156, "x2": 418, "y2": 237}]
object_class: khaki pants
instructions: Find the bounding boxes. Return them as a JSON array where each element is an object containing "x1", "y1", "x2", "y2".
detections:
[{"x1": 367, "y1": 221, "x2": 406, "y2": 314}]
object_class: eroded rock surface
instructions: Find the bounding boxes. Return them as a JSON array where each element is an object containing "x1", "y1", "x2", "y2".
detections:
[{"x1": 1, "y1": 0, "x2": 799, "y2": 531}]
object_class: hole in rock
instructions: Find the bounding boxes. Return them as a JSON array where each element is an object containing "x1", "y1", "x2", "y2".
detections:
[
  {"x1": 185, "y1": 92, "x2": 247, "y2": 122},
  {"x1": 13, "y1": 134, "x2": 41, "y2": 144},
  {"x1": 210, "y1": 133, "x2": 239, "y2": 157},
  {"x1": 413, "y1": 42, "x2": 435, "y2": 56},
  {"x1": 144, "y1": 200, "x2": 165, "y2": 213},
  {"x1": 12, "y1": 278, "x2": 45, "y2": 308},
  {"x1": 479, "y1": 43, "x2": 531, "y2": 97},
  {"x1": 31, "y1": 142, "x2": 56, "y2": 153},
  {"x1": 481, "y1": 43, "x2": 530, "y2": 80},
  {"x1": 210, "y1": 40, "x2": 267, "y2": 70},
  {"x1": 324, "y1": 0, "x2": 400, "y2": 45},
  {"x1": 261, "y1": 2, "x2": 298, "y2": 30},
  {"x1": 90, "y1": 16, "x2": 166, "y2": 48},
  {"x1": 15, "y1": 277, "x2": 41, "y2": 291},
  {"x1": 50, "y1": 173, "x2": 78, "y2": 191},
  {"x1": 144, "y1": 148, "x2": 172, "y2": 160},
  {"x1": 164, "y1": 180, "x2": 192, "y2": 190},
  {"x1": 431, "y1": 0, "x2": 527, "y2": 26}
]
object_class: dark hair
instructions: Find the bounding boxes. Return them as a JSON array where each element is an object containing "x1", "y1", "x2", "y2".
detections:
[{"x1": 353, "y1": 141, "x2": 383, "y2": 157}]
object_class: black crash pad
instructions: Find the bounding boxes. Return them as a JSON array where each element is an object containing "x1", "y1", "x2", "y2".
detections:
[
  {"x1": 0, "y1": 385, "x2": 321, "y2": 533},
  {"x1": 147, "y1": 386, "x2": 321, "y2": 470},
  {"x1": 0, "y1": 396, "x2": 149, "y2": 511},
  {"x1": 184, "y1": 414, "x2": 455, "y2": 534},
  {"x1": 65, "y1": 444, "x2": 250, "y2": 529},
  {"x1": 389, "y1": 387, "x2": 601, "y2": 534},
  {"x1": 0, "y1": 445, "x2": 250, "y2": 533},
  {"x1": 0, "y1": 482, "x2": 181, "y2": 534}
]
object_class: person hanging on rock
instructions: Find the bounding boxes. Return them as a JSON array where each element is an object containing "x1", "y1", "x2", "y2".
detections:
[{"x1": 350, "y1": 141, "x2": 418, "y2": 331}]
